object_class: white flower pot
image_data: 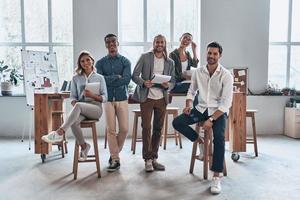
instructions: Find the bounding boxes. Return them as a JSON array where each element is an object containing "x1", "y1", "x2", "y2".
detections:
[{"x1": 1, "y1": 82, "x2": 13, "y2": 96}]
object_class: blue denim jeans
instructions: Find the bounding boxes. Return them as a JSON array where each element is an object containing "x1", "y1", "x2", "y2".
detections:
[{"x1": 172, "y1": 108, "x2": 227, "y2": 172}]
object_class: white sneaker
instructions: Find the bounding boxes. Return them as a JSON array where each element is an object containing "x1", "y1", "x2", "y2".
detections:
[
  {"x1": 41, "y1": 131, "x2": 63, "y2": 143},
  {"x1": 145, "y1": 159, "x2": 154, "y2": 172},
  {"x1": 210, "y1": 177, "x2": 222, "y2": 194},
  {"x1": 79, "y1": 143, "x2": 91, "y2": 161}
]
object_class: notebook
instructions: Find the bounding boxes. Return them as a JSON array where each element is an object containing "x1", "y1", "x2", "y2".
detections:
[{"x1": 85, "y1": 82, "x2": 100, "y2": 101}]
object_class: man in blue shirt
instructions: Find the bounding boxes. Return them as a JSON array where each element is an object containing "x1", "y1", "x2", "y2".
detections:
[{"x1": 96, "y1": 34, "x2": 131, "y2": 172}]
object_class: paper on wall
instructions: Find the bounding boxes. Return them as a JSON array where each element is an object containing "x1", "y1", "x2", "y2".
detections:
[{"x1": 238, "y1": 70, "x2": 246, "y2": 76}]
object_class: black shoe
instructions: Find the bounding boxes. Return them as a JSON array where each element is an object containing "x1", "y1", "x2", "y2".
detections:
[
  {"x1": 107, "y1": 160, "x2": 120, "y2": 172},
  {"x1": 108, "y1": 156, "x2": 112, "y2": 165}
]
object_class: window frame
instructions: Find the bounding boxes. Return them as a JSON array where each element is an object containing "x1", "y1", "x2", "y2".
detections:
[
  {"x1": 269, "y1": 0, "x2": 300, "y2": 88},
  {"x1": 0, "y1": 0, "x2": 73, "y2": 95},
  {"x1": 117, "y1": 0, "x2": 200, "y2": 54}
]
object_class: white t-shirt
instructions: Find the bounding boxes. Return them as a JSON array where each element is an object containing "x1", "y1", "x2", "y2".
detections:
[
  {"x1": 148, "y1": 56, "x2": 164, "y2": 99},
  {"x1": 181, "y1": 60, "x2": 188, "y2": 72}
]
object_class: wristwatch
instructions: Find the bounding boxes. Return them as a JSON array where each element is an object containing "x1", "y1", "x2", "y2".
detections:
[{"x1": 208, "y1": 117, "x2": 214, "y2": 123}]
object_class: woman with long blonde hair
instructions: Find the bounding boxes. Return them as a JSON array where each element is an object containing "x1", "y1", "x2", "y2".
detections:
[{"x1": 42, "y1": 51, "x2": 107, "y2": 161}]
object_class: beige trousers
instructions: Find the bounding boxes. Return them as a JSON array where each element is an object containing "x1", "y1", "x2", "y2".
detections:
[{"x1": 104, "y1": 100, "x2": 129, "y2": 161}]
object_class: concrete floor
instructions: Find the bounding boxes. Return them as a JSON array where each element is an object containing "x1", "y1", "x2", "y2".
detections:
[{"x1": 0, "y1": 135, "x2": 299, "y2": 200}]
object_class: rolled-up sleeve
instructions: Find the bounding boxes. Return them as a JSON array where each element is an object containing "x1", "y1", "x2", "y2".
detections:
[
  {"x1": 186, "y1": 70, "x2": 198, "y2": 100},
  {"x1": 99, "y1": 75, "x2": 108, "y2": 103},
  {"x1": 218, "y1": 72, "x2": 233, "y2": 113}
]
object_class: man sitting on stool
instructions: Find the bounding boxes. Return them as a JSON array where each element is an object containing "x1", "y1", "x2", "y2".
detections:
[{"x1": 172, "y1": 41, "x2": 233, "y2": 194}]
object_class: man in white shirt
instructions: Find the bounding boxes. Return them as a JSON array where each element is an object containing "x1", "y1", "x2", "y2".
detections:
[{"x1": 172, "y1": 42, "x2": 233, "y2": 194}]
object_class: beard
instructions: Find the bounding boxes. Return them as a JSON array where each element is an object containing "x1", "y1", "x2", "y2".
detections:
[
  {"x1": 207, "y1": 57, "x2": 217, "y2": 65},
  {"x1": 154, "y1": 46, "x2": 165, "y2": 53}
]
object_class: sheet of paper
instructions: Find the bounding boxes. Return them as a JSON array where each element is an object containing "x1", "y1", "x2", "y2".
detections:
[
  {"x1": 181, "y1": 80, "x2": 191, "y2": 84},
  {"x1": 238, "y1": 70, "x2": 246, "y2": 76},
  {"x1": 85, "y1": 82, "x2": 100, "y2": 95},
  {"x1": 151, "y1": 74, "x2": 171, "y2": 84}
]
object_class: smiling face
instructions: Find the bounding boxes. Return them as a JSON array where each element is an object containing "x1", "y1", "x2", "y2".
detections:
[
  {"x1": 153, "y1": 36, "x2": 166, "y2": 53},
  {"x1": 79, "y1": 55, "x2": 94, "y2": 72},
  {"x1": 105, "y1": 36, "x2": 118, "y2": 55},
  {"x1": 180, "y1": 34, "x2": 193, "y2": 48},
  {"x1": 206, "y1": 47, "x2": 221, "y2": 65}
]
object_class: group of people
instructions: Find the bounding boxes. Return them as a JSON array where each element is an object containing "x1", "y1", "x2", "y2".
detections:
[{"x1": 41, "y1": 33, "x2": 233, "y2": 195}]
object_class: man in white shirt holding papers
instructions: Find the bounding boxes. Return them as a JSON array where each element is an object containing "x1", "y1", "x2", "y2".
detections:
[
  {"x1": 132, "y1": 34, "x2": 175, "y2": 172},
  {"x1": 172, "y1": 42, "x2": 233, "y2": 194}
]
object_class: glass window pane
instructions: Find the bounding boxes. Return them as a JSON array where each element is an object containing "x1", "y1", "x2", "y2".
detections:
[
  {"x1": 24, "y1": 0, "x2": 48, "y2": 42},
  {"x1": 0, "y1": 0, "x2": 21, "y2": 42},
  {"x1": 174, "y1": 0, "x2": 199, "y2": 41},
  {"x1": 147, "y1": 0, "x2": 170, "y2": 41},
  {"x1": 0, "y1": 46, "x2": 24, "y2": 94},
  {"x1": 291, "y1": 0, "x2": 300, "y2": 42},
  {"x1": 53, "y1": 46, "x2": 73, "y2": 84},
  {"x1": 290, "y1": 46, "x2": 300, "y2": 89},
  {"x1": 269, "y1": 0, "x2": 289, "y2": 42},
  {"x1": 52, "y1": 0, "x2": 73, "y2": 43},
  {"x1": 120, "y1": 46, "x2": 144, "y2": 71},
  {"x1": 268, "y1": 45, "x2": 287, "y2": 89},
  {"x1": 119, "y1": 0, "x2": 143, "y2": 42},
  {"x1": 25, "y1": 46, "x2": 49, "y2": 52}
]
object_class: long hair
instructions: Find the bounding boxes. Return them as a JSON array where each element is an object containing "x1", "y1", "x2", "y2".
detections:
[
  {"x1": 75, "y1": 51, "x2": 95, "y2": 75},
  {"x1": 152, "y1": 34, "x2": 168, "y2": 61}
]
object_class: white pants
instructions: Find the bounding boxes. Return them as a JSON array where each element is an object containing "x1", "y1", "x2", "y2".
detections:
[{"x1": 61, "y1": 102, "x2": 102, "y2": 145}]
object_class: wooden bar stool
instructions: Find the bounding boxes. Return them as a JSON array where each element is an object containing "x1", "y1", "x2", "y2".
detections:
[
  {"x1": 73, "y1": 119, "x2": 101, "y2": 180},
  {"x1": 52, "y1": 110, "x2": 68, "y2": 158},
  {"x1": 190, "y1": 122, "x2": 227, "y2": 180},
  {"x1": 160, "y1": 107, "x2": 182, "y2": 150},
  {"x1": 131, "y1": 109, "x2": 143, "y2": 154},
  {"x1": 246, "y1": 109, "x2": 258, "y2": 157}
]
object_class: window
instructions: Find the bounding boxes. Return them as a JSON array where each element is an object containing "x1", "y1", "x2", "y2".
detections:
[
  {"x1": 269, "y1": 0, "x2": 300, "y2": 89},
  {"x1": 118, "y1": 0, "x2": 200, "y2": 69},
  {"x1": 0, "y1": 0, "x2": 73, "y2": 95}
]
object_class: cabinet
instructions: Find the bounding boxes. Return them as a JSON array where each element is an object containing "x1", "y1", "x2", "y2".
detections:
[{"x1": 284, "y1": 107, "x2": 300, "y2": 138}]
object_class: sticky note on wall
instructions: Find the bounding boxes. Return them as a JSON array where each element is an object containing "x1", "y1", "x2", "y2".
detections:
[{"x1": 238, "y1": 70, "x2": 246, "y2": 76}]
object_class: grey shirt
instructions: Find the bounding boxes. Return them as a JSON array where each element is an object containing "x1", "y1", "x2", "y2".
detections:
[{"x1": 70, "y1": 71, "x2": 108, "y2": 107}]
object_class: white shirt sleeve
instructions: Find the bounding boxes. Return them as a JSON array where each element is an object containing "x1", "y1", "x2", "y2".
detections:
[
  {"x1": 217, "y1": 72, "x2": 233, "y2": 113},
  {"x1": 186, "y1": 70, "x2": 198, "y2": 100}
]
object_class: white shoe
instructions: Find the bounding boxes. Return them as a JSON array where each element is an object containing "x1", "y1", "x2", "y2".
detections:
[
  {"x1": 79, "y1": 143, "x2": 91, "y2": 161},
  {"x1": 41, "y1": 131, "x2": 63, "y2": 143},
  {"x1": 210, "y1": 177, "x2": 222, "y2": 194},
  {"x1": 145, "y1": 159, "x2": 154, "y2": 172}
]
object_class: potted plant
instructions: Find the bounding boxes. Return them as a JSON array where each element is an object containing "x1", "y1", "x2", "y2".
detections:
[
  {"x1": 0, "y1": 60, "x2": 23, "y2": 96},
  {"x1": 281, "y1": 87, "x2": 290, "y2": 96}
]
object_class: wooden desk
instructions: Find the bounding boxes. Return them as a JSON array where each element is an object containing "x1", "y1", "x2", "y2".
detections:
[{"x1": 34, "y1": 92, "x2": 70, "y2": 158}]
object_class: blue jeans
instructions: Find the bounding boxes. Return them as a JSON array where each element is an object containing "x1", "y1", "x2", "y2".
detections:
[
  {"x1": 171, "y1": 82, "x2": 190, "y2": 93},
  {"x1": 172, "y1": 108, "x2": 227, "y2": 172}
]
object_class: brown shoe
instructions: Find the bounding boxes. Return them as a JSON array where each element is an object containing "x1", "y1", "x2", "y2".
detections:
[{"x1": 152, "y1": 159, "x2": 165, "y2": 171}]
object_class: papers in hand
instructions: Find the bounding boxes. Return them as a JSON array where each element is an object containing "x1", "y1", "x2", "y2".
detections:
[
  {"x1": 151, "y1": 74, "x2": 171, "y2": 84},
  {"x1": 85, "y1": 82, "x2": 100, "y2": 101}
]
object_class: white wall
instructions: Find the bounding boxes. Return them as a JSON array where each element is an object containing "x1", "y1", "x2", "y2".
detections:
[
  {"x1": 73, "y1": 0, "x2": 118, "y2": 62},
  {"x1": 201, "y1": 0, "x2": 270, "y2": 93},
  {"x1": 0, "y1": 0, "x2": 289, "y2": 138}
]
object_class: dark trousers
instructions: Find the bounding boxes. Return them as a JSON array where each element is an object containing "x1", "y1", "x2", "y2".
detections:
[
  {"x1": 172, "y1": 108, "x2": 227, "y2": 172},
  {"x1": 171, "y1": 82, "x2": 190, "y2": 93},
  {"x1": 140, "y1": 98, "x2": 166, "y2": 160}
]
